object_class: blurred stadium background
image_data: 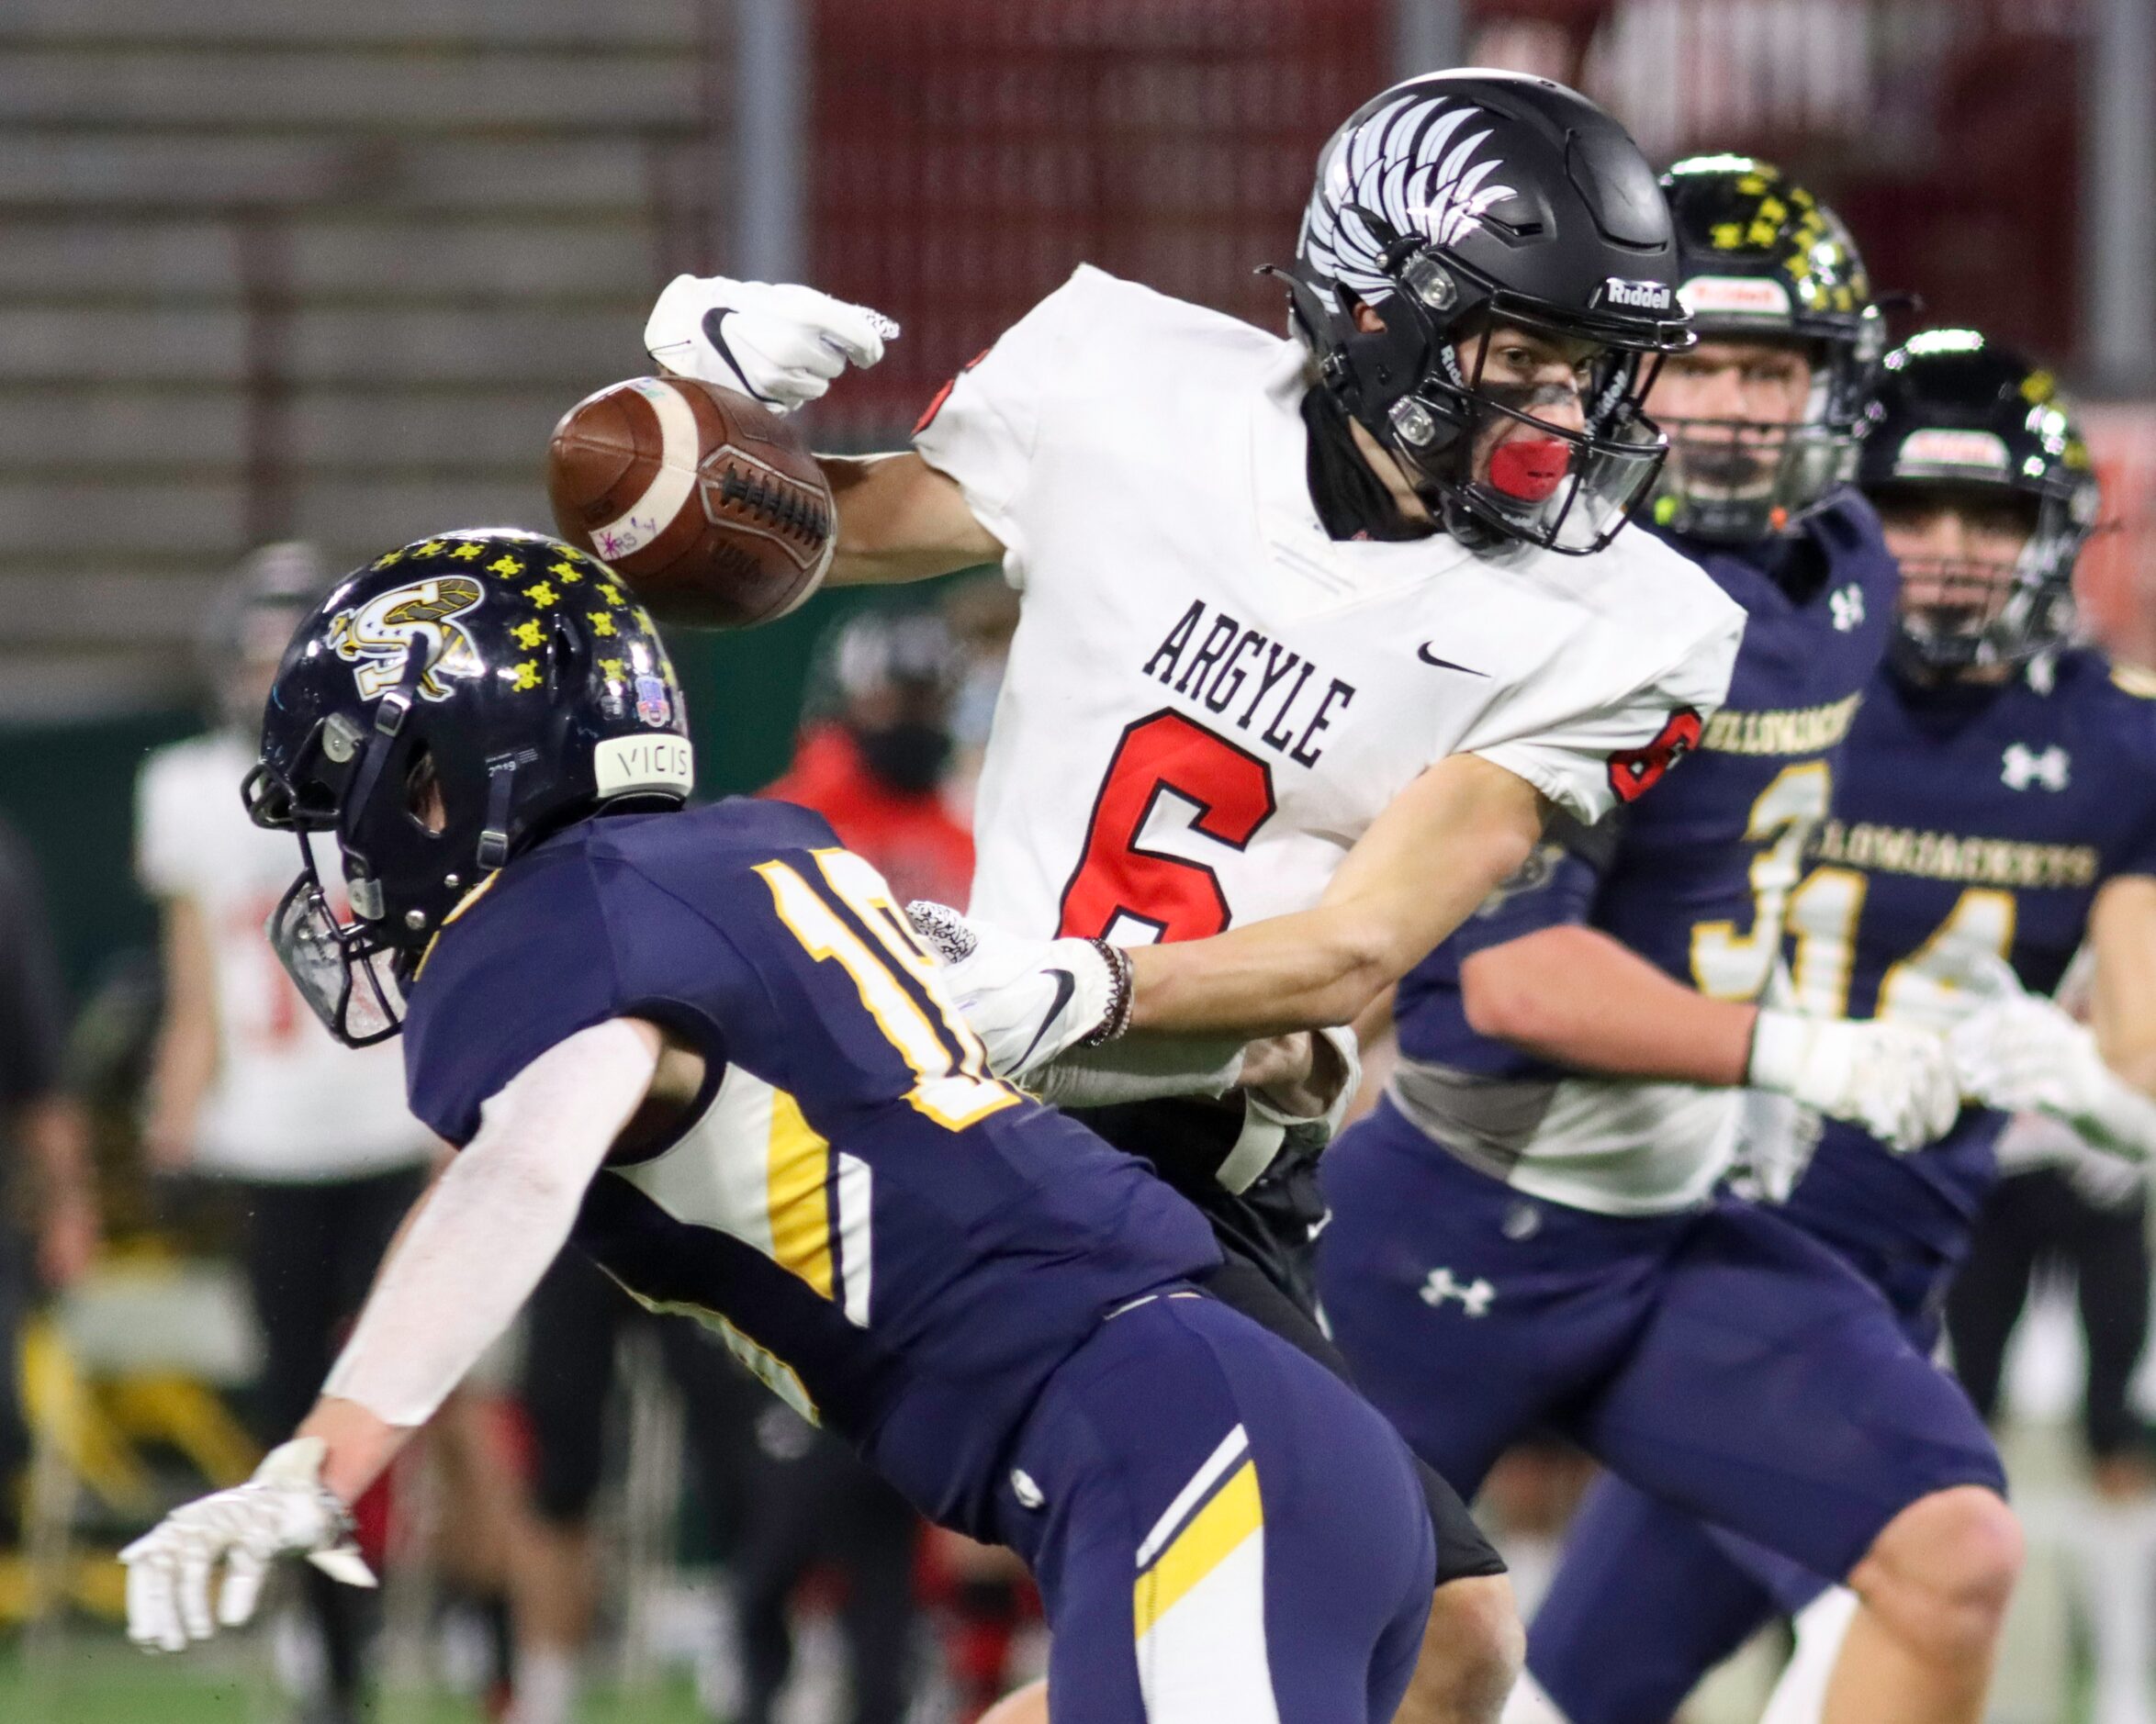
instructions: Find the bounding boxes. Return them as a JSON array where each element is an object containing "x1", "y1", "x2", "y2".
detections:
[{"x1": 0, "y1": 2, "x2": 2150, "y2": 1720}]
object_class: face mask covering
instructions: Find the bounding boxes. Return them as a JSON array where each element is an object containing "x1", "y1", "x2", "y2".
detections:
[{"x1": 854, "y1": 721, "x2": 953, "y2": 795}]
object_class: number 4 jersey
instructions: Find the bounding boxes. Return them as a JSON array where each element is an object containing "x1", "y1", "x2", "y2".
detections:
[
  {"x1": 914, "y1": 267, "x2": 1745, "y2": 946},
  {"x1": 399, "y1": 797, "x2": 1220, "y2": 1538},
  {"x1": 1777, "y1": 649, "x2": 2156, "y2": 1315}
]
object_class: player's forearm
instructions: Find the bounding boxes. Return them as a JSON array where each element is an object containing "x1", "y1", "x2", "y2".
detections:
[
  {"x1": 298, "y1": 1396, "x2": 418, "y2": 1506},
  {"x1": 1125, "y1": 755, "x2": 1543, "y2": 1037},
  {"x1": 821, "y1": 452, "x2": 1005, "y2": 586},
  {"x1": 1459, "y1": 924, "x2": 1757, "y2": 1086},
  {"x1": 1127, "y1": 834, "x2": 1535, "y2": 1036}
]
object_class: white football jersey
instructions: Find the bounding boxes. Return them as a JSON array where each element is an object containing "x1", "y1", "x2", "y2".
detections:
[
  {"x1": 136, "y1": 731, "x2": 433, "y2": 1181},
  {"x1": 915, "y1": 267, "x2": 1744, "y2": 944}
]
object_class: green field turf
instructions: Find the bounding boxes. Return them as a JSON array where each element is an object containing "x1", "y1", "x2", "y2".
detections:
[{"x1": 0, "y1": 1640, "x2": 716, "y2": 1723}]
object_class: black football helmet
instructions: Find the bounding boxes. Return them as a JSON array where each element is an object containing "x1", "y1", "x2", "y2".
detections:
[
  {"x1": 1282, "y1": 70, "x2": 1693, "y2": 555},
  {"x1": 242, "y1": 529, "x2": 694, "y2": 1046},
  {"x1": 1858, "y1": 330, "x2": 2100, "y2": 678},
  {"x1": 1648, "y1": 157, "x2": 1884, "y2": 543}
]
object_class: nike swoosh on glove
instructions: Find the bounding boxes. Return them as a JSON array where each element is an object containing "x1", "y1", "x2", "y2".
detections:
[
  {"x1": 906, "y1": 901, "x2": 1125, "y2": 1080},
  {"x1": 122, "y1": 1437, "x2": 375, "y2": 1653},
  {"x1": 1747, "y1": 1008, "x2": 1960, "y2": 1154},
  {"x1": 645, "y1": 275, "x2": 898, "y2": 413}
]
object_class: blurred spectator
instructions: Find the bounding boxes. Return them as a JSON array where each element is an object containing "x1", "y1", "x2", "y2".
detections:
[
  {"x1": 0, "y1": 816, "x2": 98, "y2": 1532},
  {"x1": 1947, "y1": 1110, "x2": 2153, "y2": 1491},
  {"x1": 507, "y1": 1252, "x2": 760, "y2": 1724},
  {"x1": 1946, "y1": 1107, "x2": 2156, "y2": 1724},
  {"x1": 767, "y1": 609, "x2": 974, "y2": 907},
  {"x1": 135, "y1": 543, "x2": 441, "y2": 1724}
]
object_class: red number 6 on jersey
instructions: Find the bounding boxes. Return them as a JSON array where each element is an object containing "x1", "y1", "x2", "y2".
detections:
[{"x1": 1057, "y1": 711, "x2": 1276, "y2": 943}]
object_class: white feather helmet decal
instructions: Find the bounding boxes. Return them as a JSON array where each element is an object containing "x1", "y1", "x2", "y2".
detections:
[{"x1": 1300, "y1": 91, "x2": 1520, "y2": 308}]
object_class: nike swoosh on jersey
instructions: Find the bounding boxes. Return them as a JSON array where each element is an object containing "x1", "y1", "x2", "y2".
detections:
[
  {"x1": 1417, "y1": 643, "x2": 1489, "y2": 677},
  {"x1": 1016, "y1": 968, "x2": 1078, "y2": 1070},
  {"x1": 701, "y1": 308, "x2": 779, "y2": 405}
]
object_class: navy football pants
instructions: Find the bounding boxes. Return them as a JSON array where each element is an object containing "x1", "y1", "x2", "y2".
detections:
[
  {"x1": 1317, "y1": 1101, "x2": 2004, "y2": 1717},
  {"x1": 988, "y1": 1288, "x2": 1436, "y2": 1724}
]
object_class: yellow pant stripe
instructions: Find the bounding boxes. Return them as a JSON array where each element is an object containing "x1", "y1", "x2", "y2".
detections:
[
  {"x1": 1132, "y1": 1458, "x2": 1263, "y2": 1640},
  {"x1": 765, "y1": 1086, "x2": 834, "y2": 1300}
]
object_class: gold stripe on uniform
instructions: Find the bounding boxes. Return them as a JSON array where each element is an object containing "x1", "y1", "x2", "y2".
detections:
[
  {"x1": 765, "y1": 1087, "x2": 835, "y2": 1301},
  {"x1": 1132, "y1": 1459, "x2": 1263, "y2": 1640}
]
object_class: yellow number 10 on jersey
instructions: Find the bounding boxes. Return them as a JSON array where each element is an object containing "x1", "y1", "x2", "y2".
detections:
[{"x1": 757, "y1": 848, "x2": 1020, "y2": 1131}]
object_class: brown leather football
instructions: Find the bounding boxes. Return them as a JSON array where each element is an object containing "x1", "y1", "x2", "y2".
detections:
[{"x1": 545, "y1": 375, "x2": 835, "y2": 629}]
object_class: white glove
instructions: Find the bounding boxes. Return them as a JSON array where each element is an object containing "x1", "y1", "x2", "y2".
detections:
[
  {"x1": 906, "y1": 902, "x2": 1126, "y2": 1080},
  {"x1": 644, "y1": 274, "x2": 897, "y2": 413},
  {"x1": 1747, "y1": 1008, "x2": 1960, "y2": 1154},
  {"x1": 122, "y1": 1437, "x2": 375, "y2": 1653},
  {"x1": 1950, "y1": 988, "x2": 2156, "y2": 1165}
]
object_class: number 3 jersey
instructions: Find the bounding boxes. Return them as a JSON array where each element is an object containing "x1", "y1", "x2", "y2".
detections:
[
  {"x1": 1386, "y1": 498, "x2": 1901, "y2": 1214},
  {"x1": 913, "y1": 266, "x2": 1744, "y2": 945},
  {"x1": 1775, "y1": 650, "x2": 2156, "y2": 1318},
  {"x1": 399, "y1": 797, "x2": 1219, "y2": 1538}
]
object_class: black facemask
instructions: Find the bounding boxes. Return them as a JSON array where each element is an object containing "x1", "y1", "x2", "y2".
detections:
[{"x1": 853, "y1": 721, "x2": 952, "y2": 795}]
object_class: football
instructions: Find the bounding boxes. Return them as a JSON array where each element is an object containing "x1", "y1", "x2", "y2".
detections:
[{"x1": 545, "y1": 375, "x2": 836, "y2": 629}]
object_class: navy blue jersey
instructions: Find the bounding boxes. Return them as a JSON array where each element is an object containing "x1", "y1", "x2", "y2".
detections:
[
  {"x1": 1779, "y1": 649, "x2": 2156, "y2": 1316},
  {"x1": 401, "y1": 798, "x2": 1219, "y2": 1535},
  {"x1": 1383, "y1": 495, "x2": 1898, "y2": 1210}
]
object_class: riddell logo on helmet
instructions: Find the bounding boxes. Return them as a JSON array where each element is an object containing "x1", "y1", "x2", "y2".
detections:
[{"x1": 1600, "y1": 277, "x2": 1672, "y2": 310}]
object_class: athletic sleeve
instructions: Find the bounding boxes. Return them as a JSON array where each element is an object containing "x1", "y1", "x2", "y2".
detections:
[
  {"x1": 910, "y1": 267, "x2": 1112, "y2": 585},
  {"x1": 401, "y1": 849, "x2": 629, "y2": 1147},
  {"x1": 1468, "y1": 602, "x2": 1744, "y2": 827}
]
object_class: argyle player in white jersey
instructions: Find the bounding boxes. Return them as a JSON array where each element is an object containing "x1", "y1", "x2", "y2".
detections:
[{"x1": 646, "y1": 72, "x2": 1753, "y2": 1724}]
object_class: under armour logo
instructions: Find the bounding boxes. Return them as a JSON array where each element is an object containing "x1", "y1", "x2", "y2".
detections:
[
  {"x1": 1829, "y1": 585, "x2": 1866, "y2": 633},
  {"x1": 1420, "y1": 1268, "x2": 1495, "y2": 1316},
  {"x1": 2002, "y1": 743, "x2": 2070, "y2": 791}
]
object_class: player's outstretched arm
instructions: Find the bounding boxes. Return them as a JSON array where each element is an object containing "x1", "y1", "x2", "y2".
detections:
[
  {"x1": 1126, "y1": 754, "x2": 1548, "y2": 1037},
  {"x1": 1465, "y1": 924, "x2": 1959, "y2": 1153},
  {"x1": 822, "y1": 451, "x2": 1006, "y2": 587},
  {"x1": 121, "y1": 1020, "x2": 662, "y2": 1653},
  {"x1": 1458, "y1": 924, "x2": 1757, "y2": 1084}
]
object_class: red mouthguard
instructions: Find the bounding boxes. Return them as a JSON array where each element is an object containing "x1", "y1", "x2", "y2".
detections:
[{"x1": 1488, "y1": 437, "x2": 1572, "y2": 503}]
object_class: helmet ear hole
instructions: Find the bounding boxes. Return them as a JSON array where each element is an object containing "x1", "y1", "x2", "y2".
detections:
[{"x1": 405, "y1": 744, "x2": 446, "y2": 834}]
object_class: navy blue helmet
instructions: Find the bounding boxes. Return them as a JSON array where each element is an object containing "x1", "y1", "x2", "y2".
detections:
[
  {"x1": 1858, "y1": 330, "x2": 2100, "y2": 677},
  {"x1": 243, "y1": 529, "x2": 694, "y2": 1045},
  {"x1": 1649, "y1": 156, "x2": 1883, "y2": 543}
]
